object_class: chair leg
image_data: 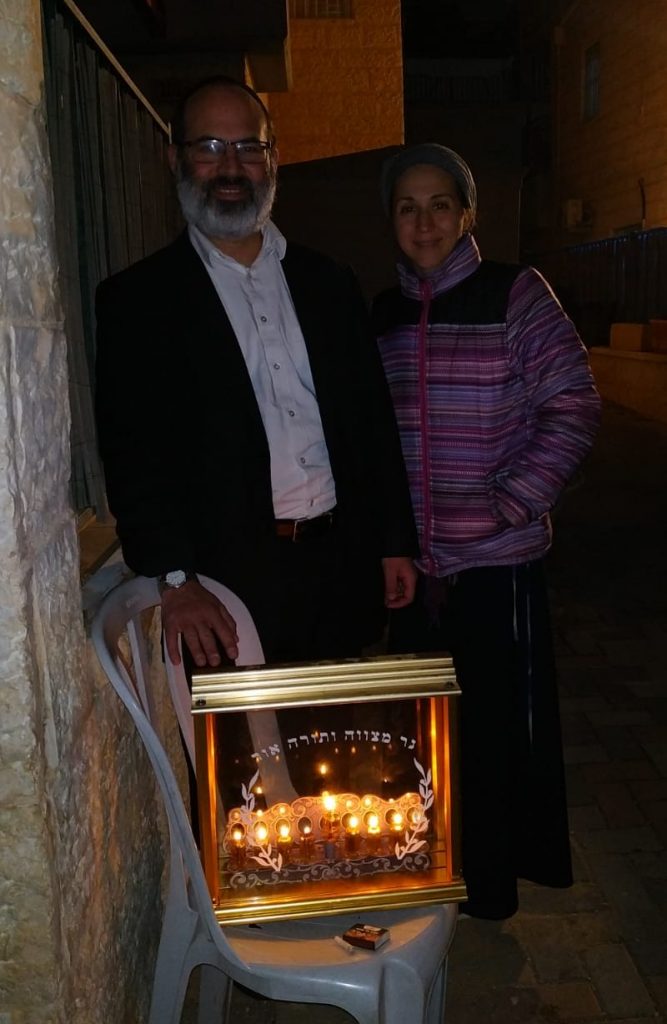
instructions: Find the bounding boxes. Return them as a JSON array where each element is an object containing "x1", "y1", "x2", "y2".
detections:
[
  {"x1": 198, "y1": 964, "x2": 232, "y2": 1024},
  {"x1": 425, "y1": 957, "x2": 448, "y2": 1024},
  {"x1": 148, "y1": 907, "x2": 199, "y2": 1024},
  {"x1": 149, "y1": 958, "x2": 192, "y2": 1024}
]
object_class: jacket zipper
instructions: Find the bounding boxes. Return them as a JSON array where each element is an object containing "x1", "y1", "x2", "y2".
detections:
[{"x1": 417, "y1": 278, "x2": 435, "y2": 573}]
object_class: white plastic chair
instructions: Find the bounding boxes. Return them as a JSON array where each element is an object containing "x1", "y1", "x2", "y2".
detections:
[
  {"x1": 91, "y1": 574, "x2": 458, "y2": 1024},
  {"x1": 163, "y1": 579, "x2": 299, "y2": 805}
]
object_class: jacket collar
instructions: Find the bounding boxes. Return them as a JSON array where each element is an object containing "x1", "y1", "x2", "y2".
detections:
[{"x1": 397, "y1": 233, "x2": 481, "y2": 299}]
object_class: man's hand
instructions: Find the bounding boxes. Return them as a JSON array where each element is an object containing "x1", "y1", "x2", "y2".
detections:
[
  {"x1": 161, "y1": 580, "x2": 239, "y2": 667},
  {"x1": 382, "y1": 556, "x2": 417, "y2": 609}
]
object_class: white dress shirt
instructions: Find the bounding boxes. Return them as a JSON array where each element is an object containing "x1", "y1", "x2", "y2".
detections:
[{"x1": 189, "y1": 221, "x2": 337, "y2": 520}]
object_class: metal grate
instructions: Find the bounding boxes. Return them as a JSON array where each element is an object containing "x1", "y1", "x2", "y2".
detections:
[
  {"x1": 43, "y1": 0, "x2": 178, "y2": 516},
  {"x1": 289, "y1": 0, "x2": 353, "y2": 18}
]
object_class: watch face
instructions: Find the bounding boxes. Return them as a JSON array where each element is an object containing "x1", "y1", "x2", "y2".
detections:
[{"x1": 165, "y1": 570, "x2": 187, "y2": 588}]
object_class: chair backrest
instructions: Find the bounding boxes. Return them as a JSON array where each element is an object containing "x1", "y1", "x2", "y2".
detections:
[
  {"x1": 91, "y1": 574, "x2": 249, "y2": 972},
  {"x1": 161, "y1": 577, "x2": 299, "y2": 803},
  {"x1": 163, "y1": 576, "x2": 266, "y2": 767}
]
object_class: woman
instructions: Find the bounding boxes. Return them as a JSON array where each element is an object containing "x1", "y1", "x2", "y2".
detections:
[{"x1": 372, "y1": 143, "x2": 600, "y2": 920}]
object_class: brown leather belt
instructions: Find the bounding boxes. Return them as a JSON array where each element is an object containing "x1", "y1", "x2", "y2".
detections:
[{"x1": 274, "y1": 509, "x2": 336, "y2": 542}]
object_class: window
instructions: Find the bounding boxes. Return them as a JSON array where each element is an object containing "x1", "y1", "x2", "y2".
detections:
[
  {"x1": 289, "y1": 0, "x2": 353, "y2": 18},
  {"x1": 583, "y1": 42, "x2": 600, "y2": 120}
]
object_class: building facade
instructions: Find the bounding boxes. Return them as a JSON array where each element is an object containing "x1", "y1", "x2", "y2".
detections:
[
  {"x1": 267, "y1": 0, "x2": 403, "y2": 164},
  {"x1": 520, "y1": 0, "x2": 667, "y2": 254}
]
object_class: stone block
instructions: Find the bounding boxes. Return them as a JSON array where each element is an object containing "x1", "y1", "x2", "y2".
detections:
[
  {"x1": 596, "y1": 726, "x2": 645, "y2": 763},
  {"x1": 561, "y1": 711, "x2": 597, "y2": 746},
  {"x1": 577, "y1": 826, "x2": 662, "y2": 854},
  {"x1": 564, "y1": 744, "x2": 609, "y2": 765},
  {"x1": 517, "y1": 880, "x2": 605, "y2": 915},
  {"x1": 560, "y1": 696, "x2": 611, "y2": 713},
  {"x1": 642, "y1": 876, "x2": 667, "y2": 917},
  {"x1": 649, "y1": 320, "x2": 667, "y2": 353},
  {"x1": 590, "y1": 347, "x2": 667, "y2": 426},
  {"x1": 629, "y1": 850, "x2": 667, "y2": 880},
  {"x1": 639, "y1": 740, "x2": 667, "y2": 777},
  {"x1": 566, "y1": 768, "x2": 595, "y2": 807},
  {"x1": 569, "y1": 803, "x2": 607, "y2": 830},
  {"x1": 566, "y1": 909, "x2": 622, "y2": 951},
  {"x1": 587, "y1": 852, "x2": 667, "y2": 939},
  {"x1": 609, "y1": 323, "x2": 650, "y2": 352},
  {"x1": 630, "y1": 779, "x2": 667, "y2": 803},
  {"x1": 593, "y1": 782, "x2": 647, "y2": 829},
  {"x1": 647, "y1": 975, "x2": 667, "y2": 1016},
  {"x1": 513, "y1": 917, "x2": 587, "y2": 982},
  {"x1": 537, "y1": 981, "x2": 602, "y2": 1019},
  {"x1": 587, "y1": 710, "x2": 651, "y2": 728},
  {"x1": 583, "y1": 760, "x2": 657, "y2": 784},
  {"x1": 584, "y1": 944, "x2": 657, "y2": 1018},
  {"x1": 628, "y1": 938, "x2": 667, "y2": 977}
]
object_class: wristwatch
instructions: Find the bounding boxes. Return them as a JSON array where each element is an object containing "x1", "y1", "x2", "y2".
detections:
[{"x1": 158, "y1": 570, "x2": 197, "y2": 594}]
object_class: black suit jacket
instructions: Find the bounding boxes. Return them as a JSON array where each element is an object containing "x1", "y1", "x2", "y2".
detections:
[{"x1": 95, "y1": 231, "x2": 416, "y2": 643}]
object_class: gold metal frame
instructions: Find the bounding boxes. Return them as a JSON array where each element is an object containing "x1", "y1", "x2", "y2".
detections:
[
  {"x1": 191, "y1": 654, "x2": 465, "y2": 925},
  {"x1": 192, "y1": 654, "x2": 460, "y2": 712}
]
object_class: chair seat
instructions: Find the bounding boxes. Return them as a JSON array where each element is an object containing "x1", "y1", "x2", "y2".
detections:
[
  {"x1": 224, "y1": 904, "x2": 457, "y2": 1022},
  {"x1": 226, "y1": 906, "x2": 454, "y2": 968}
]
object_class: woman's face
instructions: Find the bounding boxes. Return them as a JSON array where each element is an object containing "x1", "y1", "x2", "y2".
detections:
[{"x1": 392, "y1": 164, "x2": 472, "y2": 274}]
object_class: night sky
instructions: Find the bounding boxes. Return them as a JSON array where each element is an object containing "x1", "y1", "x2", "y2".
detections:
[{"x1": 402, "y1": 0, "x2": 519, "y2": 59}]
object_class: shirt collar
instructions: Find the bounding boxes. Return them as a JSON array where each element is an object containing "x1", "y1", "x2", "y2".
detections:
[{"x1": 188, "y1": 219, "x2": 287, "y2": 270}]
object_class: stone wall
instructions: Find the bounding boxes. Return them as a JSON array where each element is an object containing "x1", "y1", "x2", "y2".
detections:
[
  {"x1": 0, "y1": 5, "x2": 168, "y2": 1021},
  {"x1": 268, "y1": 0, "x2": 403, "y2": 164}
]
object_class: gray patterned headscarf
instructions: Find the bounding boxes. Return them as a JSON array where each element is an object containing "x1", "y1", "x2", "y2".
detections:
[{"x1": 381, "y1": 143, "x2": 477, "y2": 218}]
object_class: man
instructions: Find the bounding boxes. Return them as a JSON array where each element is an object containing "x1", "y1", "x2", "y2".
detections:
[{"x1": 95, "y1": 76, "x2": 417, "y2": 669}]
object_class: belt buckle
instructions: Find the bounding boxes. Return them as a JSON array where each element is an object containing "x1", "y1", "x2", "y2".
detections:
[{"x1": 291, "y1": 510, "x2": 334, "y2": 542}]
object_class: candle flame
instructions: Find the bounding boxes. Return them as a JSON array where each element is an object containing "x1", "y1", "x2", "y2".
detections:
[
  {"x1": 255, "y1": 822, "x2": 268, "y2": 843},
  {"x1": 323, "y1": 793, "x2": 337, "y2": 813}
]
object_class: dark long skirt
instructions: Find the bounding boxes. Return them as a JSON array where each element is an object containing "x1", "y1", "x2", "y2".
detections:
[{"x1": 389, "y1": 560, "x2": 573, "y2": 919}]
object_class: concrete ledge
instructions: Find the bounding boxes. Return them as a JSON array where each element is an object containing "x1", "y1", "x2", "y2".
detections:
[{"x1": 590, "y1": 347, "x2": 667, "y2": 424}]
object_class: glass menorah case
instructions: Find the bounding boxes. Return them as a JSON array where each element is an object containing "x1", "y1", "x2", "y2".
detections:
[{"x1": 191, "y1": 654, "x2": 465, "y2": 925}]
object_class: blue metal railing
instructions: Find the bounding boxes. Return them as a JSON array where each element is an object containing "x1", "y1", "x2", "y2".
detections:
[{"x1": 533, "y1": 228, "x2": 667, "y2": 348}]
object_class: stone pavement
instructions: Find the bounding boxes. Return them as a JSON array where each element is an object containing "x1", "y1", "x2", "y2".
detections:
[{"x1": 189, "y1": 401, "x2": 667, "y2": 1023}]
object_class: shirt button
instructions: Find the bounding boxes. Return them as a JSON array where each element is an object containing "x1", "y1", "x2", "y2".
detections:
[
  {"x1": 273, "y1": 362, "x2": 281, "y2": 369},
  {"x1": 288, "y1": 410, "x2": 295, "y2": 417},
  {"x1": 260, "y1": 315, "x2": 268, "y2": 323},
  {"x1": 300, "y1": 457, "x2": 306, "y2": 464}
]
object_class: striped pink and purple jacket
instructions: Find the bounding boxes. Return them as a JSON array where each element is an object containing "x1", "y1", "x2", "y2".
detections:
[{"x1": 372, "y1": 234, "x2": 601, "y2": 576}]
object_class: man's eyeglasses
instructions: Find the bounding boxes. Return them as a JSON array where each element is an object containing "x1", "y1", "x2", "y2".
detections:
[{"x1": 178, "y1": 137, "x2": 273, "y2": 165}]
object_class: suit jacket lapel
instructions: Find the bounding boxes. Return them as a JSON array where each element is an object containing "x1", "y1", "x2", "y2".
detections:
[{"x1": 171, "y1": 233, "x2": 269, "y2": 453}]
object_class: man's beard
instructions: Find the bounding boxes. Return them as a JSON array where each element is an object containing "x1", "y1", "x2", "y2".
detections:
[{"x1": 175, "y1": 163, "x2": 276, "y2": 240}]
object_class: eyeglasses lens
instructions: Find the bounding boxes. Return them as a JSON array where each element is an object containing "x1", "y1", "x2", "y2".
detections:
[{"x1": 188, "y1": 141, "x2": 268, "y2": 165}]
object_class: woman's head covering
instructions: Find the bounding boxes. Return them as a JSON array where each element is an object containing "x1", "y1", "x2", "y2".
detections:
[{"x1": 380, "y1": 143, "x2": 477, "y2": 217}]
